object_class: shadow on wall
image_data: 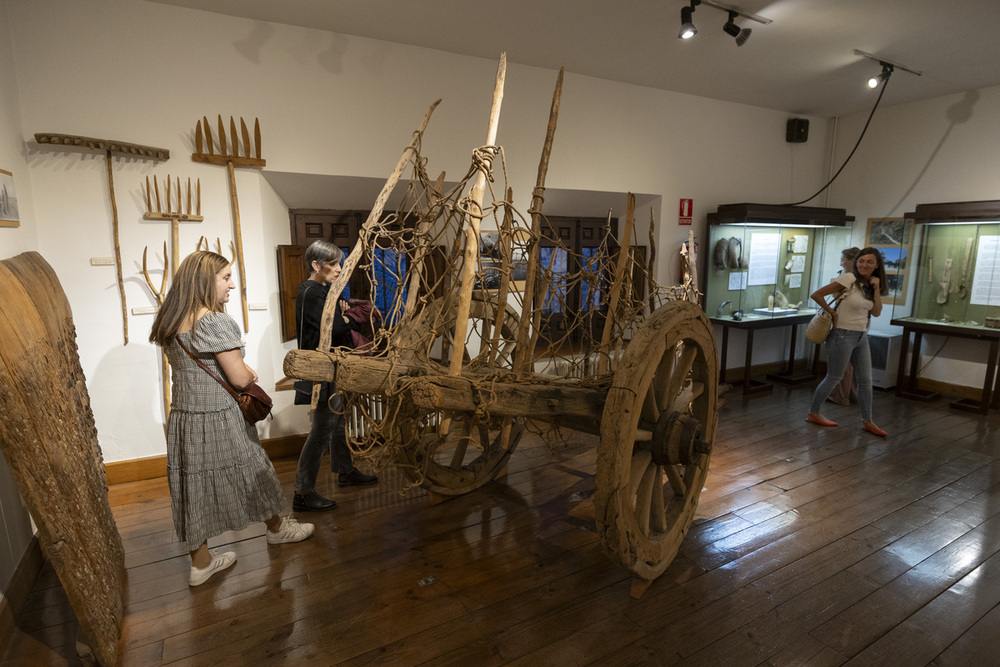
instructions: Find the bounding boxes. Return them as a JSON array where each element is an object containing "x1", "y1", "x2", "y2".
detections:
[
  {"x1": 886, "y1": 89, "x2": 980, "y2": 216},
  {"x1": 233, "y1": 20, "x2": 274, "y2": 64}
]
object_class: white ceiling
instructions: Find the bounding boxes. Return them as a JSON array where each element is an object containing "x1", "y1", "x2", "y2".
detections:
[{"x1": 152, "y1": 0, "x2": 1000, "y2": 118}]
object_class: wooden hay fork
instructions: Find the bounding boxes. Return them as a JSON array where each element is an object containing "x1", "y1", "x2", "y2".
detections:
[
  {"x1": 192, "y1": 115, "x2": 264, "y2": 333},
  {"x1": 142, "y1": 174, "x2": 203, "y2": 275},
  {"x1": 34, "y1": 133, "x2": 169, "y2": 345},
  {"x1": 140, "y1": 173, "x2": 202, "y2": 424}
]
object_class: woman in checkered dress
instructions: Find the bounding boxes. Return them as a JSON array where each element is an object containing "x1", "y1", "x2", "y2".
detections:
[{"x1": 150, "y1": 251, "x2": 313, "y2": 586}]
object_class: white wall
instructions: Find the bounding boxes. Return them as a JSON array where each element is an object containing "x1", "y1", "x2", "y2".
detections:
[
  {"x1": 831, "y1": 85, "x2": 1000, "y2": 388},
  {"x1": 5, "y1": 0, "x2": 835, "y2": 466},
  {"x1": 0, "y1": 0, "x2": 38, "y2": 611}
]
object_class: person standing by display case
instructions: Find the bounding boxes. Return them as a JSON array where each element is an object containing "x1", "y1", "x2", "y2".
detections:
[
  {"x1": 805, "y1": 247, "x2": 890, "y2": 436},
  {"x1": 828, "y1": 247, "x2": 860, "y2": 405}
]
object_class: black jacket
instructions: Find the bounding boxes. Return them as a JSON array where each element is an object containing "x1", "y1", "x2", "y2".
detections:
[{"x1": 295, "y1": 280, "x2": 356, "y2": 351}]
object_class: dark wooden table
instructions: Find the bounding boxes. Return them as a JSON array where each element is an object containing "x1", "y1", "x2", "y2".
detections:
[
  {"x1": 891, "y1": 317, "x2": 1000, "y2": 414},
  {"x1": 711, "y1": 312, "x2": 817, "y2": 396}
]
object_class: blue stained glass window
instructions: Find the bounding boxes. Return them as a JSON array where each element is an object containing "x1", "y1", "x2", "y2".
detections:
[
  {"x1": 540, "y1": 247, "x2": 569, "y2": 314},
  {"x1": 580, "y1": 246, "x2": 606, "y2": 311},
  {"x1": 369, "y1": 247, "x2": 407, "y2": 324},
  {"x1": 339, "y1": 248, "x2": 351, "y2": 301}
]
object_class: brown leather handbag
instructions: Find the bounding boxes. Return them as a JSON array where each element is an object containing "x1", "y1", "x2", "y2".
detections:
[{"x1": 176, "y1": 339, "x2": 273, "y2": 423}]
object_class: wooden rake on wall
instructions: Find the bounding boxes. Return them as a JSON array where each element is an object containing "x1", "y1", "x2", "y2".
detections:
[
  {"x1": 192, "y1": 115, "x2": 265, "y2": 332},
  {"x1": 34, "y1": 133, "x2": 170, "y2": 345}
]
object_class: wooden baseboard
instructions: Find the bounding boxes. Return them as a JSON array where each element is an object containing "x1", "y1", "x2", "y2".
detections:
[
  {"x1": 104, "y1": 433, "x2": 307, "y2": 486},
  {"x1": 724, "y1": 360, "x2": 808, "y2": 381},
  {"x1": 261, "y1": 433, "x2": 308, "y2": 461},
  {"x1": 105, "y1": 455, "x2": 166, "y2": 486},
  {"x1": 0, "y1": 536, "x2": 43, "y2": 656},
  {"x1": 729, "y1": 362, "x2": 981, "y2": 401}
]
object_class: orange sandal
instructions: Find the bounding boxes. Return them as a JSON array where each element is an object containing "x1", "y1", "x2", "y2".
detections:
[
  {"x1": 806, "y1": 414, "x2": 838, "y2": 427},
  {"x1": 862, "y1": 421, "x2": 888, "y2": 437}
]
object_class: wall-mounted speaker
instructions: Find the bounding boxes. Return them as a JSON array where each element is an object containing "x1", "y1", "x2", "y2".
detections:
[{"x1": 786, "y1": 118, "x2": 809, "y2": 143}]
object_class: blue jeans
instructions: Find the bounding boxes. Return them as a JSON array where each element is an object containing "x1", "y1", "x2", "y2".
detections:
[
  {"x1": 294, "y1": 389, "x2": 354, "y2": 492},
  {"x1": 810, "y1": 328, "x2": 874, "y2": 422}
]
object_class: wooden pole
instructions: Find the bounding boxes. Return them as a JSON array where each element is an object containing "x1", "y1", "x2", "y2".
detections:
[
  {"x1": 487, "y1": 189, "x2": 515, "y2": 369},
  {"x1": 226, "y1": 161, "x2": 250, "y2": 332},
  {"x1": 448, "y1": 53, "x2": 507, "y2": 378},
  {"x1": 514, "y1": 68, "x2": 563, "y2": 376},
  {"x1": 648, "y1": 208, "x2": 657, "y2": 315},
  {"x1": 105, "y1": 150, "x2": 128, "y2": 345},
  {"x1": 403, "y1": 171, "x2": 446, "y2": 315},
  {"x1": 598, "y1": 193, "x2": 635, "y2": 376},
  {"x1": 312, "y1": 99, "x2": 441, "y2": 409}
]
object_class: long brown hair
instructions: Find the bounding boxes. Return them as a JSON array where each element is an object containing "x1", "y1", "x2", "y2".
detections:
[
  {"x1": 852, "y1": 247, "x2": 889, "y2": 297},
  {"x1": 149, "y1": 251, "x2": 230, "y2": 346}
]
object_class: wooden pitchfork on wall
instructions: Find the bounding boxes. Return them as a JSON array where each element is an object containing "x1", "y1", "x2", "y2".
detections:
[
  {"x1": 143, "y1": 174, "x2": 203, "y2": 275},
  {"x1": 192, "y1": 115, "x2": 265, "y2": 333},
  {"x1": 34, "y1": 133, "x2": 170, "y2": 345},
  {"x1": 141, "y1": 175, "x2": 202, "y2": 423}
]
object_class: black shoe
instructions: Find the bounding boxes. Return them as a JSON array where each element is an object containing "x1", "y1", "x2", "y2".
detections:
[
  {"x1": 292, "y1": 491, "x2": 337, "y2": 512},
  {"x1": 338, "y1": 468, "x2": 378, "y2": 487}
]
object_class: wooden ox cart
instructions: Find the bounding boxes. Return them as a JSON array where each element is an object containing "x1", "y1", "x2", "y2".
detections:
[{"x1": 284, "y1": 56, "x2": 719, "y2": 597}]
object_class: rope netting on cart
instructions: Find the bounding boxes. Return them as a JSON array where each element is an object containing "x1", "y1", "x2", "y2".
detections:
[{"x1": 327, "y1": 135, "x2": 699, "y2": 474}]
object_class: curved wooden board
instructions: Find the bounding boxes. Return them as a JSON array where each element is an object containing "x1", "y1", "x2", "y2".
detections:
[{"x1": 0, "y1": 252, "x2": 125, "y2": 666}]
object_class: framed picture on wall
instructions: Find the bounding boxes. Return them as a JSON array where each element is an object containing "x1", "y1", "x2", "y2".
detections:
[
  {"x1": 865, "y1": 217, "x2": 913, "y2": 305},
  {"x1": 0, "y1": 169, "x2": 19, "y2": 227}
]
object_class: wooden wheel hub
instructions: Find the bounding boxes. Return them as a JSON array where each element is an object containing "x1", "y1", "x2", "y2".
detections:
[{"x1": 650, "y1": 411, "x2": 708, "y2": 467}]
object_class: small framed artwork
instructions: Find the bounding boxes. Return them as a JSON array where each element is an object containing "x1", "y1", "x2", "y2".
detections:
[
  {"x1": 865, "y1": 217, "x2": 913, "y2": 305},
  {"x1": 0, "y1": 169, "x2": 19, "y2": 227}
]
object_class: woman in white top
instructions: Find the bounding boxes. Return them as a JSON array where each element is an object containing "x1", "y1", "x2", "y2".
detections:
[{"x1": 805, "y1": 247, "x2": 889, "y2": 436}]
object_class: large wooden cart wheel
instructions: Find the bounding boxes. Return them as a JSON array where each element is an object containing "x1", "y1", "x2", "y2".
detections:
[
  {"x1": 594, "y1": 300, "x2": 718, "y2": 596},
  {"x1": 397, "y1": 411, "x2": 525, "y2": 497},
  {"x1": 393, "y1": 294, "x2": 523, "y2": 496}
]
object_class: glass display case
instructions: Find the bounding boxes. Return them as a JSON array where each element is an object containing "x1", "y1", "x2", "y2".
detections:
[
  {"x1": 890, "y1": 202, "x2": 1000, "y2": 329},
  {"x1": 889, "y1": 201, "x2": 1000, "y2": 414},
  {"x1": 704, "y1": 203, "x2": 855, "y2": 395},
  {"x1": 705, "y1": 204, "x2": 855, "y2": 322}
]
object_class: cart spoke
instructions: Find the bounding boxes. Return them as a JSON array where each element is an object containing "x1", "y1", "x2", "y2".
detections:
[
  {"x1": 653, "y1": 345, "x2": 676, "y2": 413},
  {"x1": 635, "y1": 463, "x2": 656, "y2": 535},
  {"x1": 641, "y1": 385, "x2": 660, "y2": 424},
  {"x1": 671, "y1": 380, "x2": 705, "y2": 414},
  {"x1": 661, "y1": 343, "x2": 697, "y2": 409},
  {"x1": 449, "y1": 434, "x2": 471, "y2": 470},
  {"x1": 629, "y1": 449, "x2": 653, "y2": 498},
  {"x1": 664, "y1": 463, "x2": 687, "y2": 497},
  {"x1": 651, "y1": 465, "x2": 668, "y2": 532},
  {"x1": 477, "y1": 421, "x2": 492, "y2": 454}
]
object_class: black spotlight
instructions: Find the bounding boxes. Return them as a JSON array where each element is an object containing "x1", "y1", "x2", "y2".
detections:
[
  {"x1": 868, "y1": 62, "x2": 894, "y2": 89},
  {"x1": 723, "y1": 12, "x2": 752, "y2": 46},
  {"x1": 679, "y1": 4, "x2": 697, "y2": 39}
]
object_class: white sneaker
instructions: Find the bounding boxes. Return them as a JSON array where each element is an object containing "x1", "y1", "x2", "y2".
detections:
[
  {"x1": 188, "y1": 550, "x2": 237, "y2": 587},
  {"x1": 266, "y1": 516, "x2": 314, "y2": 544}
]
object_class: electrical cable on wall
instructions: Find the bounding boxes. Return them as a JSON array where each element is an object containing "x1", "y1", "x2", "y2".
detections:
[{"x1": 780, "y1": 72, "x2": 892, "y2": 207}]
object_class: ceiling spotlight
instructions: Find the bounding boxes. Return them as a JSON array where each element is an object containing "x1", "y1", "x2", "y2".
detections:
[
  {"x1": 867, "y1": 62, "x2": 893, "y2": 89},
  {"x1": 679, "y1": 3, "x2": 698, "y2": 39},
  {"x1": 722, "y1": 11, "x2": 752, "y2": 46}
]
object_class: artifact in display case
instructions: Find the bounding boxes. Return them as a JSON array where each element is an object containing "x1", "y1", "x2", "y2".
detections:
[
  {"x1": 891, "y1": 201, "x2": 1000, "y2": 330},
  {"x1": 705, "y1": 203, "x2": 855, "y2": 322}
]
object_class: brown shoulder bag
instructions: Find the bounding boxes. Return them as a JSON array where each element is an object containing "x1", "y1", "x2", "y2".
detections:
[{"x1": 175, "y1": 339, "x2": 273, "y2": 424}]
